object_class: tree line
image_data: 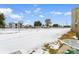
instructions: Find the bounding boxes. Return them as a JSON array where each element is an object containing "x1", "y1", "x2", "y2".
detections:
[
  {"x1": 0, "y1": 13, "x2": 71, "y2": 28},
  {"x1": 34, "y1": 19, "x2": 52, "y2": 28}
]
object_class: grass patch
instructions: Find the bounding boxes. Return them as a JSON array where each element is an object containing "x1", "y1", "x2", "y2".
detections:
[
  {"x1": 59, "y1": 31, "x2": 76, "y2": 40},
  {"x1": 48, "y1": 48, "x2": 58, "y2": 54}
]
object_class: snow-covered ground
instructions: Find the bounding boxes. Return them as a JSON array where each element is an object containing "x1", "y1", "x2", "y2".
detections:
[{"x1": 0, "y1": 28, "x2": 70, "y2": 54}]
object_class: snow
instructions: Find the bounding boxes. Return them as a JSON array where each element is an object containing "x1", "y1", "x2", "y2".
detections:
[{"x1": 0, "y1": 28, "x2": 70, "y2": 54}]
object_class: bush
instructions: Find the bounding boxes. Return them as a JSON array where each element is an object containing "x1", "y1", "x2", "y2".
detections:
[
  {"x1": 53, "y1": 24, "x2": 60, "y2": 27},
  {"x1": 63, "y1": 25, "x2": 71, "y2": 28}
]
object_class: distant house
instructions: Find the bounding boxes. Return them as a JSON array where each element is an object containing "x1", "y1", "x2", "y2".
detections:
[
  {"x1": 71, "y1": 8, "x2": 79, "y2": 32},
  {"x1": 9, "y1": 22, "x2": 23, "y2": 28},
  {"x1": 24, "y1": 24, "x2": 33, "y2": 28}
]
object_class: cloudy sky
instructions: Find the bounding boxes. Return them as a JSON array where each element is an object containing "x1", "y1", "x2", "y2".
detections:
[{"x1": 0, "y1": 4, "x2": 78, "y2": 25}]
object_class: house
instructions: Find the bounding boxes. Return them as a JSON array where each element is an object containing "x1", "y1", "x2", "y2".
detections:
[{"x1": 8, "y1": 22, "x2": 23, "y2": 28}]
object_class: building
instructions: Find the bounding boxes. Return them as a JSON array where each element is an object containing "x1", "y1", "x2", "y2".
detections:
[
  {"x1": 9, "y1": 22, "x2": 23, "y2": 28},
  {"x1": 71, "y1": 8, "x2": 79, "y2": 32}
]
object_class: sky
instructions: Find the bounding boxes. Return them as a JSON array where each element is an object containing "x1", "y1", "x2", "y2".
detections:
[{"x1": 0, "y1": 4, "x2": 78, "y2": 25}]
